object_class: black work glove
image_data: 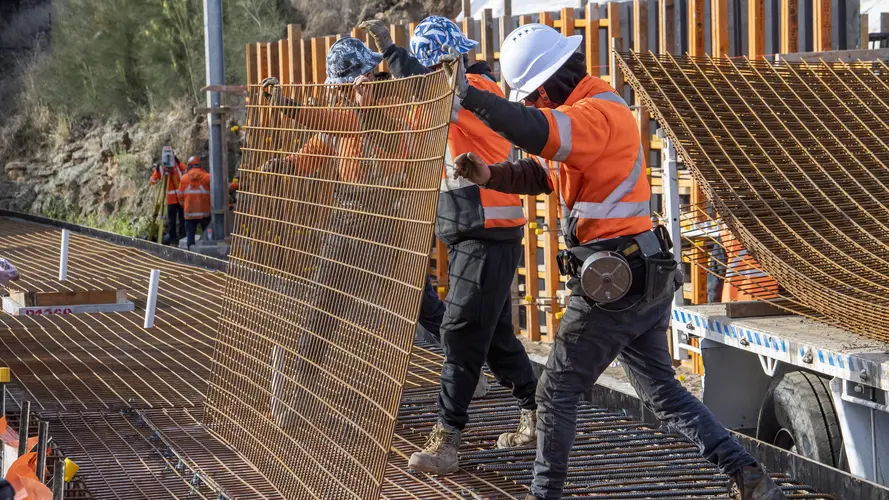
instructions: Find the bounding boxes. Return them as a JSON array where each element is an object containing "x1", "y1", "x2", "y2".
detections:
[
  {"x1": 261, "y1": 76, "x2": 280, "y2": 101},
  {"x1": 359, "y1": 20, "x2": 393, "y2": 52},
  {"x1": 440, "y1": 44, "x2": 469, "y2": 99}
]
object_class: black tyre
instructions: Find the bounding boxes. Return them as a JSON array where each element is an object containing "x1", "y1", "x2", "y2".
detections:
[{"x1": 756, "y1": 371, "x2": 846, "y2": 470}]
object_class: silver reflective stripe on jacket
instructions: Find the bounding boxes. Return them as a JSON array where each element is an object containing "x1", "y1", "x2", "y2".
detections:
[
  {"x1": 483, "y1": 206, "x2": 525, "y2": 220},
  {"x1": 726, "y1": 249, "x2": 769, "y2": 278}
]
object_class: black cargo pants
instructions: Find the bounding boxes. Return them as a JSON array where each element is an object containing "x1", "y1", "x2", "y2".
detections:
[{"x1": 437, "y1": 238, "x2": 538, "y2": 429}]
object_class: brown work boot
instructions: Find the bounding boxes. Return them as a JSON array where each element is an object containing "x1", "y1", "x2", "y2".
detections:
[
  {"x1": 473, "y1": 373, "x2": 490, "y2": 399},
  {"x1": 408, "y1": 421, "x2": 461, "y2": 475},
  {"x1": 496, "y1": 408, "x2": 537, "y2": 449},
  {"x1": 524, "y1": 496, "x2": 542, "y2": 500},
  {"x1": 729, "y1": 464, "x2": 786, "y2": 500}
]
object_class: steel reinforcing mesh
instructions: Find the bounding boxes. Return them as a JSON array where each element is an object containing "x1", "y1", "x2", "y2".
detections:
[
  {"x1": 620, "y1": 52, "x2": 889, "y2": 340},
  {"x1": 203, "y1": 71, "x2": 453, "y2": 499}
]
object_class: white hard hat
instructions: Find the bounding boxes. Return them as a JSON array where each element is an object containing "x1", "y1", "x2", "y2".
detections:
[{"x1": 499, "y1": 23, "x2": 583, "y2": 102}]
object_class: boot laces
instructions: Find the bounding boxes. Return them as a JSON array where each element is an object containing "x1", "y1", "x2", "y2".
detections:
[{"x1": 422, "y1": 425, "x2": 454, "y2": 453}]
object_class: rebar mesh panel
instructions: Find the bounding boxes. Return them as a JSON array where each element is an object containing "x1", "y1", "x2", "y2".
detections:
[
  {"x1": 203, "y1": 72, "x2": 453, "y2": 498},
  {"x1": 620, "y1": 53, "x2": 889, "y2": 341}
]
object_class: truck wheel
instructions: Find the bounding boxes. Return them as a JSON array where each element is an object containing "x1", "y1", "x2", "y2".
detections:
[{"x1": 756, "y1": 371, "x2": 845, "y2": 470}]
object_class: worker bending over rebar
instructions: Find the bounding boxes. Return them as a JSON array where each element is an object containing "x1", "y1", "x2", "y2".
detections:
[
  {"x1": 444, "y1": 23, "x2": 785, "y2": 500},
  {"x1": 361, "y1": 16, "x2": 539, "y2": 475}
]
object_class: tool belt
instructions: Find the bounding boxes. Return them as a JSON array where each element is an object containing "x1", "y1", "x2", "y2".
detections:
[{"x1": 557, "y1": 225, "x2": 681, "y2": 310}]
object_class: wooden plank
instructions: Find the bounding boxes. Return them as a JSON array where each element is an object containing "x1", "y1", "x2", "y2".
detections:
[
  {"x1": 585, "y1": 3, "x2": 600, "y2": 77},
  {"x1": 883, "y1": 12, "x2": 889, "y2": 32},
  {"x1": 266, "y1": 42, "x2": 279, "y2": 79},
  {"x1": 391, "y1": 23, "x2": 407, "y2": 49},
  {"x1": 246, "y1": 43, "x2": 258, "y2": 86},
  {"x1": 861, "y1": 14, "x2": 869, "y2": 49},
  {"x1": 435, "y1": 238, "x2": 448, "y2": 300},
  {"x1": 480, "y1": 8, "x2": 495, "y2": 64},
  {"x1": 311, "y1": 37, "x2": 326, "y2": 84},
  {"x1": 300, "y1": 39, "x2": 312, "y2": 83},
  {"x1": 462, "y1": 0, "x2": 472, "y2": 17},
  {"x1": 607, "y1": 2, "x2": 621, "y2": 91},
  {"x1": 711, "y1": 0, "x2": 729, "y2": 56},
  {"x1": 543, "y1": 178, "x2": 561, "y2": 342},
  {"x1": 462, "y1": 18, "x2": 478, "y2": 63},
  {"x1": 659, "y1": 0, "x2": 675, "y2": 53},
  {"x1": 13, "y1": 290, "x2": 123, "y2": 307},
  {"x1": 523, "y1": 196, "x2": 541, "y2": 341},
  {"x1": 688, "y1": 0, "x2": 705, "y2": 56},
  {"x1": 813, "y1": 0, "x2": 832, "y2": 51},
  {"x1": 256, "y1": 42, "x2": 269, "y2": 82},
  {"x1": 499, "y1": 1, "x2": 515, "y2": 95},
  {"x1": 781, "y1": 0, "x2": 799, "y2": 53},
  {"x1": 278, "y1": 40, "x2": 290, "y2": 84},
  {"x1": 540, "y1": 11, "x2": 554, "y2": 27},
  {"x1": 633, "y1": 0, "x2": 651, "y2": 170},
  {"x1": 287, "y1": 24, "x2": 302, "y2": 84},
  {"x1": 726, "y1": 300, "x2": 794, "y2": 319},
  {"x1": 560, "y1": 7, "x2": 575, "y2": 38},
  {"x1": 748, "y1": 0, "x2": 766, "y2": 57}
]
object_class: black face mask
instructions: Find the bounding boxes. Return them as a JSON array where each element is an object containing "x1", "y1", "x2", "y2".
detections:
[{"x1": 528, "y1": 52, "x2": 588, "y2": 107}]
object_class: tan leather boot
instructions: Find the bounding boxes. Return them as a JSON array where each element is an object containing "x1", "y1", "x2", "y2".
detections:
[
  {"x1": 496, "y1": 408, "x2": 537, "y2": 449},
  {"x1": 729, "y1": 464, "x2": 786, "y2": 500},
  {"x1": 408, "y1": 421, "x2": 462, "y2": 474}
]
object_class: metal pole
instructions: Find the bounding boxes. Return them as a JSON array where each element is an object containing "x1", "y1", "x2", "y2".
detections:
[
  {"x1": 36, "y1": 420, "x2": 48, "y2": 482},
  {"x1": 59, "y1": 229, "x2": 69, "y2": 281},
  {"x1": 203, "y1": 0, "x2": 226, "y2": 239},
  {"x1": 52, "y1": 459, "x2": 65, "y2": 500},
  {"x1": 17, "y1": 401, "x2": 30, "y2": 456},
  {"x1": 143, "y1": 270, "x2": 161, "y2": 329},
  {"x1": 0, "y1": 367, "x2": 7, "y2": 474}
]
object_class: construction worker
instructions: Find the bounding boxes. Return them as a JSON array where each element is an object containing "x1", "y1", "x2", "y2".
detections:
[
  {"x1": 445, "y1": 23, "x2": 785, "y2": 500},
  {"x1": 176, "y1": 155, "x2": 212, "y2": 249},
  {"x1": 149, "y1": 154, "x2": 187, "y2": 245},
  {"x1": 360, "y1": 16, "x2": 538, "y2": 475}
]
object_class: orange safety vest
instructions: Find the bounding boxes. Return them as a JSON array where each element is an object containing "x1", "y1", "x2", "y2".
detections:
[
  {"x1": 720, "y1": 228, "x2": 779, "y2": 302},
  {"x1": 177, "y1": 168, "x2": 212, "y2": 220},
  {"x1": 149, "y1": 161, "x2": 187, "y2": 205},
  {"x1": 537, "y1": 75, "x2": 651, "y2": 247},
  {"x1": 438, "y1": 74, "x2": 525, "y2": 242}
]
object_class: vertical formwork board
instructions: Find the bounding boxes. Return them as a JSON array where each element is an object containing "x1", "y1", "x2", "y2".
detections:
[
  {"x1": 749, "y1": 0, "x2": 766, "y2": 56},
  {"x1": 781, "y1": 0, "x2": 800, "y2": 52},
  {"x1": 660, "y1": 0, "x2": 676, "y2": 53},
  {"x1": 586, "y1": 4, "x2": 601, "y2": 77},
  {"x1": 287, "y1": 24, "x2": 302, "y2": 84},
  {"x1": 814, "y1": 0, "x2": 832, "y2": 50},
  {"x1": 634, "y1": 0, "x2": 651, "y2": 166},
  {"x1": 712, "y1": 0, "x2": 730, "y2": 55},
  {"x1": 267, "y1": 42, "x2": 280, "y2": 80},
  {"x1": 247, "y1": 43, "x2": 259, "y2": 86}
]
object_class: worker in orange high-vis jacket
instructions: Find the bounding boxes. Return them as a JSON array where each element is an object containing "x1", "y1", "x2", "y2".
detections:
[
  {"x1": 446, "y1": 23, "x2": 785, "y2": 500},
  {"x1": 149, "y1": 154, "x2": 187, "y2": 245},
  {"x1": 176, "y1": 156, "x2": 212, "y2": 248},
  {"x1": 361, "y1": 16, "x2": 539, "y2": 474}
]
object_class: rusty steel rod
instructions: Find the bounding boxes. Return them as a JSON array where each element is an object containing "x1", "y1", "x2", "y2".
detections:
[{"x1": 620, "y1": 52, "x2": 889, "y2": 341}]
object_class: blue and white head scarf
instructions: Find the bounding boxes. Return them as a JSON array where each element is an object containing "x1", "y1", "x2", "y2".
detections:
[
  {"x1": 325, "y1": 37, "x2": 383, "y2": 84},
  {"x1": 409, "y1": 16, "x2": 479, "y2": 67}
]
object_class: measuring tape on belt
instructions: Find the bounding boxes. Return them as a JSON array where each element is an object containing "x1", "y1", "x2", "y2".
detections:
[{"x1": 558, "y1": 228, "x2": 672, "y2": 304}]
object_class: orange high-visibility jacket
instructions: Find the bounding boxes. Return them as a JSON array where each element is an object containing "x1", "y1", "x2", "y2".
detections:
[
  {"x1": 438, "y1": 74, "x2": 525, "y2": 243},
  {"x1": 149, "y1": 160, "x2": 187, "y2": 205},
  {"x1": 720, "y1": 228, "x2": 779, "y2": 302},
  {"x1": 176, "y1": 168, "x2": 211, "y2": 220},
  {"x1": 538, "y1": 76, "x2": 651, "y2": 246}
]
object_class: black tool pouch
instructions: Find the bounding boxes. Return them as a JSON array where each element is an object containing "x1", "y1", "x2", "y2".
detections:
[{"x1": 638, "y1": 252, "x2": 682, "y2": 312}]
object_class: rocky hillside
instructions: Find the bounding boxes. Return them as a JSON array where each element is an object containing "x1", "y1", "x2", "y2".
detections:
[
  {"x1": 0, "y1": 0, "x2": 455, "y2": 238},
  {"x1": 1, "y1": 105, "x2": 242, "y2": 236}
]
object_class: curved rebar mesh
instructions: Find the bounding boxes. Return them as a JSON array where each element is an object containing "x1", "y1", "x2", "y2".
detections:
[
  {"x1": 621, "y1": 52, "x2": 889, "y2": 339},
  {"x1": 203, "y1": 71, "x2": 454, "y2": 499}
]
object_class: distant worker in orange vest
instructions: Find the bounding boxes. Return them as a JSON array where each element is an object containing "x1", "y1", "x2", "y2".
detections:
[
  {"x1": 446, "y1": 23, "x2": 785, "y2": 500},
  {"x1": 176, "y1": 156, "x2": 212, "y2": 249},
  {"x1": 361, "y1": 16, "x2": 539, "y2": 475},
  {"x1": 149, "y1": 153, "x2": 187, "y2": 245}
]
